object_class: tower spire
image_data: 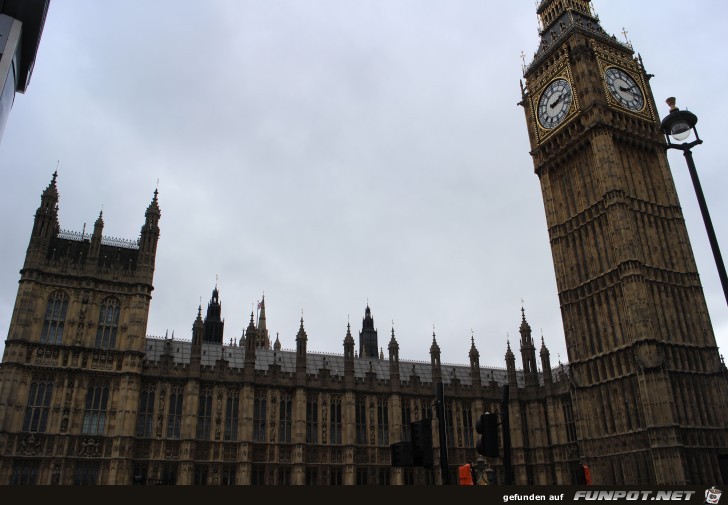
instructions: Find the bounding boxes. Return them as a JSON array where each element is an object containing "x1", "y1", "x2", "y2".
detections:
[
  {"x1": 203, "y1": 284, "x2": 224, "y2": 344},
  {"x1": 359, "y1": 303, "x2": 378, "y2": 359}
]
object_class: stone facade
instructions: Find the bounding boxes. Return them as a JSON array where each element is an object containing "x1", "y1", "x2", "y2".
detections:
[
  {"x1": 520, "y1": 0, "x2": 728, "y2": 485},
  {"x1": 2, "y1": 1, "x2": 728, "y2": 487},
  {"x1": 0, "y1": 174, "x2": 581, "y2": 485}
]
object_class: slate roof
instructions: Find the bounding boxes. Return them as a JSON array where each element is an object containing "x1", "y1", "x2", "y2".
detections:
[{"x1": 144, "y1": 337, "x2": 569, "y2": 387}]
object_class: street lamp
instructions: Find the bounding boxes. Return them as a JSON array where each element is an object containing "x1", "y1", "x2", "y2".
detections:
[{"x1": 660, "y1": 97, "x2": 728, "y2": 306}]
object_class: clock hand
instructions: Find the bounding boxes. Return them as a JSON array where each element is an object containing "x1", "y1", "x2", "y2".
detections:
[{"x1": 550, "y1": 93, "x2": 565, "y2": 109}]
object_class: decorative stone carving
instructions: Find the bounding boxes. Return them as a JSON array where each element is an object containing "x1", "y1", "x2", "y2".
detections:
[
  {"x1": 79, "y1": 438, "x2": 100, "y2": 457},
  {"x1": 18, "y1": 434, "x2": 42, "y2": 456}
]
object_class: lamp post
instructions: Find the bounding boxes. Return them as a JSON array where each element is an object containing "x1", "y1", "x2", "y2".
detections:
[{"x1": 660, "y1": 97, "x2": 728, "y2": 306}]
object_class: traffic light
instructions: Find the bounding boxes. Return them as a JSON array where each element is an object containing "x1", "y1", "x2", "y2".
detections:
[
  {"x1": 390, "y1": 441, "x2": 414, "y2": 467},
  {"x1": 476, "y1": 412, "x2": 499, "y2": 458},
  {"x1": 411, "y1": 418, "x2": 434, "y2": 468}
]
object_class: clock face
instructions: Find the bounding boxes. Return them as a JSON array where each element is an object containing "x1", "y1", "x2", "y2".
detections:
[
  {"x1": 537, "y1": 79, "x2": 573, "y2": 129},
  {"x1": 605, "y1": 67, "x2": 644, "y2": 111}
]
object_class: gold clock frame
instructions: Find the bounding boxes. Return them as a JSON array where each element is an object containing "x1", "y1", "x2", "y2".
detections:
[
  {"x1": 594, "y1": 42, "x2": 656, "y2": 122},
  {"x1": 529, "y1": 63, "x2": 580, "y2": 145}
]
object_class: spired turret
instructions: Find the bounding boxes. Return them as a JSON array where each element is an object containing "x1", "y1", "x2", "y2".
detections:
[
  {"x1": 203, "y1": 286, "x2": 224, "y2": 344},
  {"x1": 26, "y1": 171, "x2": 60, "y2": 265},
  {"x1": 358, "y1": 304, "x2": 378, "y2": 359},
  {"x1": 519, "y1": 308, "x2": 539, "y2": 388}
]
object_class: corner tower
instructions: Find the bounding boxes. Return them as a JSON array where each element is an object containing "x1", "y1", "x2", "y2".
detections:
[
  {"x1": 0, "y1": 174, "x2": 160, "y2": 484},
  {"x1": 520, "y1": 0, "x2": 728, "y2": 485}
]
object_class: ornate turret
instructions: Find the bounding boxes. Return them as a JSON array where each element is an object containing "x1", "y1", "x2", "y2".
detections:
[
  {"x1": 296, "y1": 318, "x2": 307, "y2": 377},
  {"x1": 506, "y1": 340, "x2": 517, "y2": 388},
  {"x1": 344, "y1": 322, "x2": 355, "y2": 380},
  {"x1": 190, "y1": 305, "x2": 204, "y2": 372},
  {"x1": 88, "y1": 210, "x2": 104, "y2": 259},
  {"x1": 388, "y1": 327, "x2": 399, "y2": 370},
  {"x1": 137, "y1": 188, "x2": 161, "y2": 281},
  {"x1": 469, "y1": 333, "x2": 481, "y2": 389},
  {"x1": 519, "y1": 308, "x2": 539, "y2": 388},
  {"x1": 256, "y1": 296, "x2": 270, "y2": 349},
  {"x1": 540, "y1": 336, "x2": 552, "y2": 385},
  {"x1": 192, "y1": 305, "x2": 204, "y2": 347},
  {"x1": 203, "y1": 286, "x2": 224, "y2": 344},
  {"x1": 430, "y1": 330, "x2": 442, "y2": 383},
  {"x1": 273, "y1": 333, "x2": 281, "y2": 351},
  {"x1": 527, "y1": 0, "x2": 614, "y2": 77},
  {"x1": 243, "y1": 311, "x2": 257, "y2": 370},
  {"x1": 358, "y1": 304, "x2": 378, "y2": 359},
  {"x1": 26, "y1": 172, "x2": 60, "y2": 265}
]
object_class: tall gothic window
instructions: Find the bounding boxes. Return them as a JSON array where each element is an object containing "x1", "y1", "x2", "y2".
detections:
[
  {"x1": 421, "y1": 400, "x2": 432, "y2": 420},
  {"x1": 356, "y1": 468, "x2": 368, "y2": 485},
  {"x1": 377, "y1": 400, "x2": 389, "y2": 446},
  {"x1": 253, "y1": 392, "x2": 267, "y2": 443},
  {"x1": 11, "y1": 460, "x2": 40, "y2": 485},
  {"x1": 40, "y1": 290, "x2": 68, "y2": 344},
  {"x1": 462, "y1": 404, "x2": 474, "y2": 448},
  {"x1": 95, "y1": 297, "x2": 120, "y2": 349},
  {"x1": 329, "y1": 467, "x2": 343, "y2": 485},
  {"x1": 278, "y1": 467, "x2": 291, "y2": 485},
  {"x1": 74, "y1": 461, "x2": 100, "y2": 486},
  {"x1": 445, "y1": 401, "x2": 455, "y2": 447},
  {"x1": 167, "y1": 385, "x2": 183, "y2": 439},
  {"x1": 401, "y1": 400, "x2": 412, "y2": 442},
  {"x1": 251, "y1": 464, "x2": 265, "y2": 485},
  {"x1": 221, "y1": 464, "x2": 236, "y2": 485},
  {"x1": 22, "y1": 379, "x2": 53, "y2": 433},
  {"x1": 329, "y1": 395, "x2": 342, "y2": 445},
  {"x1": 377, "y1": 468, "x2": 391, "y2": 486},
  {"x1": 224, "y1": 391, "x2": 239, "y2": 442},
  {"x1": 135, "y1": 385, "x2": 155, "y2": 438},
  {"x1": 562, "y1": 396, "x2": 577, "y2": 443},
  {"x1": 160, "y1": 464, "x2": 177, "y2": 485},
  {"x1": 306, "y1": 396, "x2": 318, "y2": 444},
  {"x1": 279, "y1": 392, "x2": 292, "y2": 443},
  {"x1": 305, "y1": 468, "x2": 318, "y2": 485},
  {"x1": 355, "y1": 398, "x2": 367, "y2": 445},
  {"x1": 193, "y1": 465, "x2": 208, "y2": 485},
  {"x1": 82, "y1": 385, "x2": 109, "y2": 435},
  {"x1": 196, "y1": 388, "x2": 213, "y2": 440}
]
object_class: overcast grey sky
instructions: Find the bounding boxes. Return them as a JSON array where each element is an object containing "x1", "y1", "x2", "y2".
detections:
[{"x1": 1, "y1": 1, "x2": 727, "y2": 369}]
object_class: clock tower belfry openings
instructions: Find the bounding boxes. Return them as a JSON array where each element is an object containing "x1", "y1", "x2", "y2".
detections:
[{"x1": 520, "y1": 0, "x2": 728, "y2": 485}]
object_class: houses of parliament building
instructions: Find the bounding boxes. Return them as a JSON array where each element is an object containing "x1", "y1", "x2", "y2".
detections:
[{"x1": 1, "y1": 0, "x2": 728, "y2": 486}]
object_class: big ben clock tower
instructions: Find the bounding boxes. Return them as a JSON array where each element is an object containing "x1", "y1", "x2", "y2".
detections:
[{"x1": 521, "y1": 0, "x2": 728, "y2": 485}]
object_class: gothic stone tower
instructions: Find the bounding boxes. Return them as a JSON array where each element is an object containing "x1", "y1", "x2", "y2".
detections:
[
  {"x1": 520, "y1": 0, "x2": 728, "y2": 484},
  {"x1": 0, "y1": 173, "x2": 159, "y2": 484},
  {"x1": 359, "y1": 305, "x2": 378, "y2": 359}
]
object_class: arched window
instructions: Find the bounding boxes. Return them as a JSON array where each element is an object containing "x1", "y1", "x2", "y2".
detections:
[
  {"x1": 82, "y1": 384, "x2": 109, "y2": 435},
  {"x1": 22, "y1": 379, "x2": 54, "y2": 432},
  {"x1": 279, "y1": 392, "x2": 292, "y2": 443},
  {"x1": 253, "y1": 392, "x2": 267, "y2": 443},
  {"x1": 306, "y1": 395, "x2": 318, "y2": 444},
  {"x1": 95, "y1": 297, "x2": 120, "y2": 349},
  {"x1": 166, "y1": 384, "x2": 184, "y2": 439},
  {"x1": 135, "y1": 384, "x2": 155, "y2": 438},
  {"x1": 224, "y1": 390, "x2": 239, "y2": 442},
  {"x1": 40, "y1": 291, "x2": 69, "y2": 344},
  {"x1": 329, "y1": 395, "x2": 342, "y2": 445},
  {"x1": 196, "y1": 387, "x2": 213, "y2": 440}
]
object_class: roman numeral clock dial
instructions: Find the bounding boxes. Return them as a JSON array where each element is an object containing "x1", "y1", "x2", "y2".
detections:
[
  {"x1": 537, "y1": 78, "x2": 574, "y2": 130},
  {"x1": 605, "y1": 67, "x2": 645, "y2": 111}
]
